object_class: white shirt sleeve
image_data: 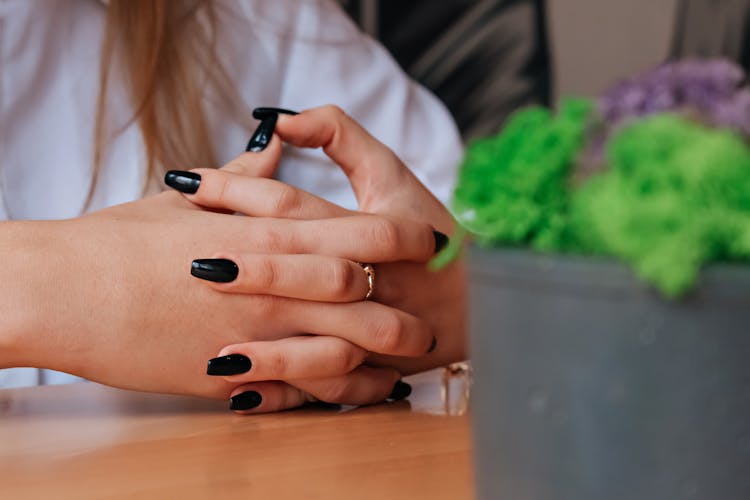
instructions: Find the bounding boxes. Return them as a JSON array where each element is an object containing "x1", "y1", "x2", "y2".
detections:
[
  {"x1": 0, "y1": 0, "x2": 464, "y2": 389},
  {"x1": 235, "y1": 0, "x2": 464, "y2": 209}
]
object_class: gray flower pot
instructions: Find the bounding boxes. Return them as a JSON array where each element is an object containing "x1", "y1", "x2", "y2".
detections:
[{"x1": 468, "y1": 247, "x2": 750, "y2": 500}]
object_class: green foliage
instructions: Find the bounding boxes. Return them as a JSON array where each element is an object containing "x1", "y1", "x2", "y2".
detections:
[
  {"x1": 453, "y1": 99, "x2": 592, "y2": 251},
  {"x1": 569, "y1": 115, "x2": 750, "y2": 296},
  {"x1": 453, "y1": 105, "x2": 750, "y2": 297}
]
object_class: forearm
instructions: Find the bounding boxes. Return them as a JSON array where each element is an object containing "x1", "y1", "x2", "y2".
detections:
[{"x1": 0, "y1": 220, "x2": 61, "y2": 369}]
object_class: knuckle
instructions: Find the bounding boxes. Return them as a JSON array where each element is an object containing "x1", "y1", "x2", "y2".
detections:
[
  {"x1": 259, "y1": 227, "x2": 289, "y2": 253},
  {"x1": 335, "y1": 345, "x2": 365, "y2": 374},
  {"x1": 370, "y1": 218, "x2": 401, "y2": 253},
  {"x1": 222, "y1": 152, "x2": 257, "y2": 174},
  {"x1": 221, "y1": 159, "x2": 242, "y2": 174},
  {"x1": 328, "y1": 260, "x2": 358, "y2": 299},
  {"x1": 253, "y1": 258, "x2": 279, "y2": 291},
  {"x1": 215, "y1": 174, "x2": 232, "y2": 206},
  {"x1": 370, "y1": 312, "x2": 405, "y2": 354},
  {"x1": 318, "y1": 105, "x2": 353, "y2": 151},
  {"x1": 321, "y1": 104, "x2": 347, "y2": 121},
  {"x1": 265, "y1": 349, "x2": 288, "y2": 378},
  {"x1": 270, "y1": 184, "x2": 302, "y2": 216},
  {"x1": 222, "y1": 156, "x2": 248, "y2": 175}
]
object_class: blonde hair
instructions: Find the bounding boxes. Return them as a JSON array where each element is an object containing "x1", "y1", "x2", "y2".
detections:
[{"x1": 92, "y1": 0, "x2": 247, "y2": 205}]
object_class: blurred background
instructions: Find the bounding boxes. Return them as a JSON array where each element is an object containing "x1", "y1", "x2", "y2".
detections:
[{"x1": 340, "y1": 0, "x2": 750, "y2": 141}]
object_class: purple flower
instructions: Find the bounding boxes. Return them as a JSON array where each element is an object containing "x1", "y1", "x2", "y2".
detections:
[{"x1": 600, "y1": 59, "x2": 749, "y2": 136}]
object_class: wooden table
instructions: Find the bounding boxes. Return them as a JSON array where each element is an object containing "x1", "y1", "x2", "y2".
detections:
[{"x1": 0, "y1": 369, "x2": 473, "y2": 499}]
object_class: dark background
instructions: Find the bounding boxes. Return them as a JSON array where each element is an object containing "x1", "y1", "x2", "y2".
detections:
[{"x1": 341, "y1": 0, "x2": 750, "y2": 142}]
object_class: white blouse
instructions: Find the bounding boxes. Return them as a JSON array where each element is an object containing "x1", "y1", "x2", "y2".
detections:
[{"x1": 0, "y1": 0, "x2": 462, "y2": 388}]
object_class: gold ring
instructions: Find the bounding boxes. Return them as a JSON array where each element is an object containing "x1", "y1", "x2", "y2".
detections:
[{"x1": 360, "y1": 263, "x2": 376, "y2": 300}]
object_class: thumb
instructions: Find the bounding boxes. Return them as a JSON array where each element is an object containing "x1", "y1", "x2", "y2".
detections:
[{"x1": 274, "y1": 105, "x2": 409, "y2": 208}]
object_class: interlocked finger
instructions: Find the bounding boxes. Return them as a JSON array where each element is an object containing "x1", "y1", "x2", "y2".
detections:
[
  {"x1": 209, "y1": 336, "x2": 367, "y2": 383},
  {"x1": 191, "y1": 254, "x2": 371, "y2": 302}
]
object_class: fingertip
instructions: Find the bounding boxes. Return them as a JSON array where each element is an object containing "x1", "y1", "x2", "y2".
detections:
[
  {"x1": 246, "y1": 107, "x2": 297, "y2": 154},
  {"x1": 252, "y1": 107, "x2": 299, "y2": 119},
  {"x1": 364, "y1": 366, "x2": 403, "y2": 403},
  {"x1": 190, "y1": 258, "x2": 239, "y2": 284},
  {"x1": 241, "y1": 134, "x2": 282, "y2": 159},
  {"x1": 209, "y1": 345, "x2": 258, "y2": 383},
  {"x1": 206, "y1": 353, "x2": 252, "y2": 376},
  {"x1": 388, "y1": 380, "x2": 412, "y2": 401},
  {"x1": 164, "y1": 170, "x2": 201, "y2": 194},
  {"x1": 224, "y1": 135, "x2": 282, "y2": 177},
  {"x1": 216, "y1": 343, "x2": 242, "y2": 358},
  {"x1": 228, "y1": 382, "x2": 307, "y2": 414},
  {"x1": 264, "y1": 133, "x2": 284, "y2": 156},
  {"x1": 274, "y1": 110, "x2": 313, "y2": 144},
  {"x1": 229, "y1": 390, "x2": 263, "y2": 412},
  {"x1": 428, "y1": 336, "x2": 438, "y2": 354},
  {"x1": 434, "y1": 230, "x2": 450, "y2": 254},
  {"x1": 275, "y1": 110, "x2": 301, "y2": 124}
]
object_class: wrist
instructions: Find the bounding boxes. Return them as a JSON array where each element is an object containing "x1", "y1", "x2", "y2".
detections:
[{"x1": 0, "y1": 220, "x2": 66, "y2": 368}]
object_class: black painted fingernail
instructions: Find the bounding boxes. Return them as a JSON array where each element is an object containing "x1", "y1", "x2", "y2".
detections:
[
  {"x1": 246, "y1": 114, "x2": 278, "y2": 152},
  {"x1": 246, "y1": 107, "x2": 300, "y2": 152},
  {"x1": 191, "y1": 259, "x2": 239, "y2": 283},
  {"x1": 207, "y1": 354, "x2": 252, "y2": 376},
  {"x1": 165, "y1": 170, "x2": 201, "y2": 194},
  {"x1": 434, "y1": 230, "x2": 449, "y2": 253},
  {"x1": 389, "y1": 380, "x2": 412, "y2": 401},
  {"x1": 230, "y1": 390, "x2": 262, "y2": 410},
  {"x1": 252, "y1": 107, "x2": 299, "y2": 119},
  {"x1": 428, "y1": 336, "x2": 437, "y2": 353}
]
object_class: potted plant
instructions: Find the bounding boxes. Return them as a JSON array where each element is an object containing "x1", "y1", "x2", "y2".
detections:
[{"x1": 448, "y1": 60, "x2": 750, "y2": 500}]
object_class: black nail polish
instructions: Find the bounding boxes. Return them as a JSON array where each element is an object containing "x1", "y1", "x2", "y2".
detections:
[
  {"x1": 165, "y1": 170, "x2": 201, "y2": 194},
  {"x1": 246, "y1": 107, "x2": 300, "y2": 152},
  {"x1": 245, "y1": 114, "x2": 278, "y2": 152},
  {"x1": 428, "y1": 336, "x2": 437, "y2": 353},
  {"x1": 433, "y1": 230, "x2": 450, "y2": 253},
  {"x1": 389, "y1": 380, "x2": 412, "y2": 401},
  {"x1": 252, "y1": 107, "x2": 299, "y2": 119},
  {"x1": 207, "y1": 354, "x2": 252, "y2": 376},
  {"x1": 191, "y1": 259, "x2": 239, "y2": 283},
  {"x1": 230, "y1": 390, "x2": 262, "y2": 410}
]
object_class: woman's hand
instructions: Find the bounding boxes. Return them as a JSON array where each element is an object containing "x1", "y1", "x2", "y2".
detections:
[
  {"x1": 1, "y1": 150, "x2": 441, "y2": 403},
  {"x1": 180, "y1": 106, "x2": 467, "y2": 412},
  {"x1": 261, "y1": 106, "x2": 468, "y2": 373},
  {"x1": 159, "y1": 164, "x2": 440, "y2": 411}
]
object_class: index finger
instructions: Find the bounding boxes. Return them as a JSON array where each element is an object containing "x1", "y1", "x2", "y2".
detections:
[
  {"x1": 292, "y1": 215, "x2": 446, "y2": 264},
  {"x1": 182, "y1": 168, "x2": 352, "y2": 219},
  {"x1": 274, "y1": 105, "x2": 407, "y2": 202}
]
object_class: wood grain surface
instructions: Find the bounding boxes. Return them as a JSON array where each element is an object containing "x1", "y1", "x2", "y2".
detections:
[{"x1": 0, "y1": 369, "x2": 473, "y2": 499}]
